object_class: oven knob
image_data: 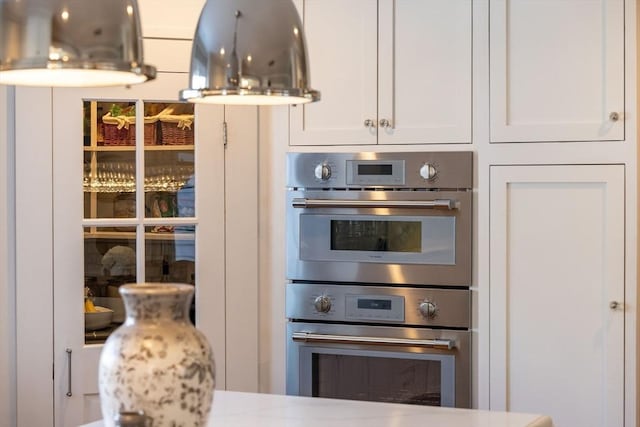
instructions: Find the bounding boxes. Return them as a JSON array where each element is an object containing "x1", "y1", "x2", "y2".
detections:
[
  {"x1": 419, "y1": 301, "x2": 437, "y2": 319},
  {"x1": 314, "y1": 295, "x2": 332, "y2": 313},
  {"x1": 314, "y1": 163, "x2": 332, "y2": 181},
  {"x1": 419, "y1": 163, "x2": 438, "y2": 181}
]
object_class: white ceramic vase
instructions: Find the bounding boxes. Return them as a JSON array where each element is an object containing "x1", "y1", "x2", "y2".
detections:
[{"x1": 99, "y1": 283, "x2": 215, "y2": 427}]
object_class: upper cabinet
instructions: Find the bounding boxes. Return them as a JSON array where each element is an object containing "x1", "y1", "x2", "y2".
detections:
[
  {"x1": 490, "y1": 0, "x2": 624, "y2": 143},
  {"x1": 290, "y1": 0, "x2": 472, "y2": 146}
]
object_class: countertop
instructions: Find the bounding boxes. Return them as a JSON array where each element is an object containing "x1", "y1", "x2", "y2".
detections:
[{"x1": 81, "y1": 390, "x2": 554, "y2": 427}]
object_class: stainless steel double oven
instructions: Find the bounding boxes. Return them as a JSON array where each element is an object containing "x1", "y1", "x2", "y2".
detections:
[{"x1": 285, "y1": 151, "x2": 473, "y2": 408}]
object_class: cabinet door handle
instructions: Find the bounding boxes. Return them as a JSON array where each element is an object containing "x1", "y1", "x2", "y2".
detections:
[
  {"x1": 364, "y1": 119, "x2": 375, "y2": 129},
  {"x1": 66, "y1": 348, "x2": 73, "y2": 397},
  {"x1": 610, "y1": 301, "x2": 622, "y2": 310},
  {"x1": 379, "y1": 118, "x2": 392, "y2": 129},
  {"x1": 609, "y1": 112, "x2": 620, "y2": 122}
]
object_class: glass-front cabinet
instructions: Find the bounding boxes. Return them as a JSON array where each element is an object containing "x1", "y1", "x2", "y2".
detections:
[
  {"x1": 82, "y1": 100, "x2": 197, "y2": 343},
  {"x1": 47, "y1": 75, "x2": 227, "y2": 427}
]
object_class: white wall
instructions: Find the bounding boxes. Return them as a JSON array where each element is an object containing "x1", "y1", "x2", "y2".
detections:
[{"x1": 0, "y1": 86, "x2": 17, "y2": 426}]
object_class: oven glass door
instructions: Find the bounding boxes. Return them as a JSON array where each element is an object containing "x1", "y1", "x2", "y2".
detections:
[
  {"x1": 287, "y1": 323, "x2": 470, "y2": 408},
  {"x1": 299, "y1": 346, "x2": 456, "y2": 407},
  {"x1": 300, "y1": 214, "x2": 456, "y2": 265}
]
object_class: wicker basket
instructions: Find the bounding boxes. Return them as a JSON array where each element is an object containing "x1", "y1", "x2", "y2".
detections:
[
  {"x1": 102, "y1": 113, "x2": 158, "y2": 146},
  {"x1": 158, "y1": 109, "x2": 194, "y2": 145}
]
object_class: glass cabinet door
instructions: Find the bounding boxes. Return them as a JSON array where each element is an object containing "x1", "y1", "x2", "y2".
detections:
[
  {"x1": 50, "y1": 75, "x2": 225, "y2": 427},
  {"x1": 83, "y1": 100, "x2": 197, "y2": 343}
]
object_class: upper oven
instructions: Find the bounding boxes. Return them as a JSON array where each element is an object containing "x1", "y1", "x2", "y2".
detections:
[{"x1": 286, "y1": 152, "x2": 473, "y2": 287}]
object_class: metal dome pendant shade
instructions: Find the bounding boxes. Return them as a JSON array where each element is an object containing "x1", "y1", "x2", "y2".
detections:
[
  {"x1": 0, "y1": 0, "x2": 156, "y2": 87},
  {"x1": 180, "y1": 0, "x2": 320, "y2": 105}
]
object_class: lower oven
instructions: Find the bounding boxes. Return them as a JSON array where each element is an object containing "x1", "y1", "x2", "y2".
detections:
[{"x1": 286, "y1": 283, "x2": 470, "y2": 408}]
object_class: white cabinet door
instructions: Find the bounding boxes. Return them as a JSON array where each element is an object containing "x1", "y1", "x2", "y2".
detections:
[
  {"x1": 290, "y1": 0, "x2": 471, "y2": 146},
  {"x1": 290, "y1": 0, "x2": 378, "y2": 146},
  {"x1": 14, "y1": 87, "x2": 55, "y2": 427},
  {"x1": 378, "y1": 0, "x2": 471, "y2": 145},
  {"x1": 0, "y1": 86, "x2": 12, "y2": 427},
  {"x1": 490, "y1": 0, "x2": 624, "y2": 142},
  {"x1": 489, "y1": 165, "x2": 624, "y2": 426}
]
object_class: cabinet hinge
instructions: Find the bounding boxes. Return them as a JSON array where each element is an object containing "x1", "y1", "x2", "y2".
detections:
[{"x1": 223, "y1": 121, "x2": 228, "y2": 147}]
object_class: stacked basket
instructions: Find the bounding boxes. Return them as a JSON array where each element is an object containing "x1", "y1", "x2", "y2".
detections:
[
  {"x1": 102, "y1": 107, "x2": 159, "y2": 146},
  {"x1": 158, "y1": 105, "x2": 195, "y2": 145}
]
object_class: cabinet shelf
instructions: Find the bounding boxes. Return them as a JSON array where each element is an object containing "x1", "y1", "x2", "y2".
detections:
[
  {"x1": 84, "y1": 145, "x2": 194, "y2": 152},
  {"x1": 84, "y1": 231, "x2": 195, "y2": 241}
]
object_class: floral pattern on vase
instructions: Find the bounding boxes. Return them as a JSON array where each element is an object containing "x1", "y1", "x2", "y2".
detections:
[{"x1": 99, "y1": 283, "x2": 215, "y2": 427}]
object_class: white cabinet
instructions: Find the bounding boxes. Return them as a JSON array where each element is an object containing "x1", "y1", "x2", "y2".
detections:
[
  {"x1": 13, "y1": 75, "x2": 260, "y2": 426},
  {"x1": 489, "y1": 164, "x2": 624, "y2": 426},
  {"x1": 489, "y1": 0, "x2": 624, "y2": 142},
  {"x1": 49, "y1": 75, "x2": 227, "y2": 426},
  {"x1": 290, "y1": 0, "x2": 472, "y2": 146}
]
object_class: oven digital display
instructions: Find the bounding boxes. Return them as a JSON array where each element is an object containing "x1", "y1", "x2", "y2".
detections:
[
  {"x1": 330, "y1": 220, "x2": 422, "y2": 253},
  {"x1": 357, "y1": 299, "x2": 392, "y2": 310},
  {"x1": 346, "y1": 294, "x2": 404, "y2": 321},
  {"x1": 358, "y1": 164, "x2": 393, "y2": 176}
]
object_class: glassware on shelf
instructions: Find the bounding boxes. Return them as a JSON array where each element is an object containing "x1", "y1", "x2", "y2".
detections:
[
  {"x1": 143, "y1": 164, "x2": 194, "y2": 193},
  {"x1": 84, "y1": 161, "x2": 137, "y2": 193}
]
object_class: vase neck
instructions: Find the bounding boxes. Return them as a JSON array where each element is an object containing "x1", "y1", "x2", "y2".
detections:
[{"x1": 119, "y1": 283, "x2": 194, "y2": 323}]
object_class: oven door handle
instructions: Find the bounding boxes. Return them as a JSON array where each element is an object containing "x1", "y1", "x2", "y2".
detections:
[
  {"x1": 292, "y1": 332, "x2": 455, "y2": 350},
  {"x1": 291, "y1": 198, "x2": 456, "y2": 210}
]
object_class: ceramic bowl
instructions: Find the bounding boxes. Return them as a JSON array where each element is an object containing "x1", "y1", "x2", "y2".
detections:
[
  {"x1": 94, "y1": 297, "x2": 125, "y2": 323},
  {"x1": 85, "y1": 306, "x2": 114, "y2": 331}
]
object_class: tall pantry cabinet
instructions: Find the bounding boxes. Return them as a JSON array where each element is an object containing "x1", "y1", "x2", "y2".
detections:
[
  {"x1": 482, "y1": 1, "x2": 633, "y2": 427},
  {"x1": 275, "y1": 0, "x2": 637, "y2": 426},
  {"x1": 11, "y1": 2, "x2": 261, "y2": 426},
  {"x1": 15, "y1": 84, "x2": 260, "y2": 427},
  {"x1": 49, "y1": 77, "x2": 226, "y2": 426}
]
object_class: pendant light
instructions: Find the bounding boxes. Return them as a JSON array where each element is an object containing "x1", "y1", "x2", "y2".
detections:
[
  {"x1": 180, "y1": 0, "x2": 320, "y2": 105},
  {"x1": 0, "y1": 0, "x2": 156, "y2": 87}
]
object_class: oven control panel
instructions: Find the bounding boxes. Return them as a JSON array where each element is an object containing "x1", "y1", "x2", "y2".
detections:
[
  {"x1": 286, "y1": 151, "x2": 472, "y2": 189},
  {"x1": 345, "y1": 294, "x2": 404, "y2": 322},
  {"x1": 286, "y1": 282, "x2": 470, "y2": 328}
]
